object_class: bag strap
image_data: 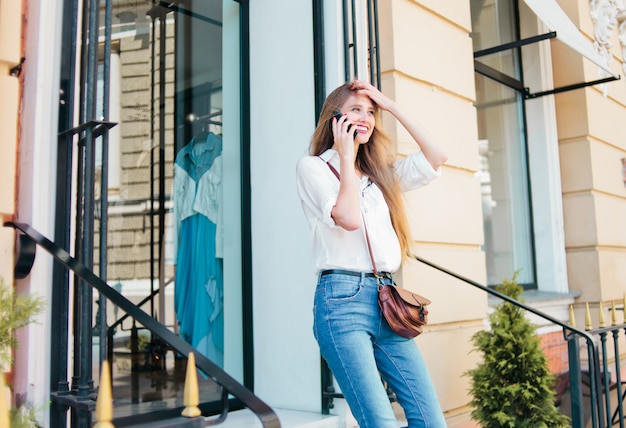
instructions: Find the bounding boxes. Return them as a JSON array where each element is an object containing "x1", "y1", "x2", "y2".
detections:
[{"x1": 322, "y1": 159, "x2": 381, "y2": 277}]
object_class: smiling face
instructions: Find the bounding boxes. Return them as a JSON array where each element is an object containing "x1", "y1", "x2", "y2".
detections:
[{"x1": 340, "y1": 93, "x2": 376, "y2": 144}]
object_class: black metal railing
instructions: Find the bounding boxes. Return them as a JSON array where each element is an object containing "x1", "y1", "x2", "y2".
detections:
[
  {"x1": 585, "y1": 312, "x2": 626, "y2": 427},
  {"x1": 339, "y1": 0, "x2": 381, "y2": 87},
  {"x1": 320, "y1": 255, "x2": 626, "y2": 428},
  {"x1": 414, "y1": 255, "x2": 626, "y2": 428},
  {"x1": 6, "y1": 221, "x2": 281, "y2": 428}
]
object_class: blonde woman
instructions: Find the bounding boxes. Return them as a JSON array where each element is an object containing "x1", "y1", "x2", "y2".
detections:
[{"x1": 296, "y1": 80, "x2": 447, "y2": 427}]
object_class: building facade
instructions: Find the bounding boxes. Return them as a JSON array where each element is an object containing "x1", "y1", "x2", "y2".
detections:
[{"x1": 1, "y1": 0, "x2": 625, "y2": 426}]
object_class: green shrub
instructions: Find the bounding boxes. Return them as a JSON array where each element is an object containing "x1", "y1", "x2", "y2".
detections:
[
  {"x1": 10, "y1": 404, "x2": 43, "y2": 428},
  {"x1": 0, "y1": 277, "x2": 46, "y2": 371},
  {"x1": 466, "y1": 271, "x2": 569, "y2": 428},
  {"x1": 0, "y1": 277, "x2": 46, "y2": 427}
]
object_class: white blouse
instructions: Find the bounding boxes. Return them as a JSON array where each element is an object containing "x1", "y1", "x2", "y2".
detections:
[{"x1": 296, "y1": 149, "x2": 440, "y2": 274}]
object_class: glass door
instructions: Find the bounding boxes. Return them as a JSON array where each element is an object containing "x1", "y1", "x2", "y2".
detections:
[{"x1": 93, "y1": 0, "x2": 243, "y2": 418}]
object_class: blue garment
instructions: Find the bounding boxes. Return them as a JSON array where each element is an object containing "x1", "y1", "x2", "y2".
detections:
[
  {"x1": 173, "y1": 132, "x2": 224, "y2": 367},
  {"x1": 175, "y1": 133, "x2": 222, "y2": 181},
  {"x1": 313, "y1": 272, "x2": 446, "y2": 428},
  {"x1": 175, "y1": 214, "x2": 223, "y2": 365}
]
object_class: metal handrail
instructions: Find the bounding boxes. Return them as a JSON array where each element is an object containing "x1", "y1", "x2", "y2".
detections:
[
  {"x1": 107, "y1": 276, "x2": 174, "y2": 333},
  {"x1": 412, "y1": 254, "x2": 614, "y2": 428},
  {"x1": 412, "y1": 255, "x2": 582, "y2": 333},
  {"x1": 5, "y1": 221, "x2": 281, "y2": 428}
]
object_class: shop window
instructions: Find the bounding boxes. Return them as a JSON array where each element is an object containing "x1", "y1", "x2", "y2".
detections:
[
  {"x1": 91, "y1": 0, "x2": 245, "y2": 414},
  {"x1": 471, "y1": 0, "x2": 536, "y2": 288}
]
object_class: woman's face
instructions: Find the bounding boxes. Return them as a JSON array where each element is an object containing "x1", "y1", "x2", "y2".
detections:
[{"x1": 340, "y1": 93, "x2": 376, "y2": 144}]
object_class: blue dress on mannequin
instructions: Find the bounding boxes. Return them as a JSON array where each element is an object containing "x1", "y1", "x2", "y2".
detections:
[{"x1": 172, "y1": 132, "x2": 224, "y2": 367}]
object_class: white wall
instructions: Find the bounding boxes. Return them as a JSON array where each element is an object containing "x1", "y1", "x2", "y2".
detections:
[
  {"x1": 14, "y1": 0, "x2": 64, "y2": 419},
  {"x1": 519, "y1": 2, "x2": 569, "y2": 294},
  {"x1": 249, "y1": 0, "x2": 321, "y2": 412}
]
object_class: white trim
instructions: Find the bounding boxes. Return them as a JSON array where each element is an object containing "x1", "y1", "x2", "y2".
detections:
[
  {"x1": 108, "y1": 52, "x2": 122, "y2": 191},
  {"x1": 523, "y1": 0, "x2": 617, "y2": 77},
  {"x1": 16, "y1": 0, "x2": 65, "y2": 420},
  {"x1": 353, "y1": 0, "x2": 369, "y2": 81},
  {"x1": 324, "y1": 0, "x2": 348, "y2": 90},
  {"x1": 520, "y1": 2, "x2": 570, "y2": 294}
]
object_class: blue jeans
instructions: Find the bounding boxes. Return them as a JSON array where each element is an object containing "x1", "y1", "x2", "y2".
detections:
[{"x1": 313, "y1": 271, "x2": 446, "y2": 428}]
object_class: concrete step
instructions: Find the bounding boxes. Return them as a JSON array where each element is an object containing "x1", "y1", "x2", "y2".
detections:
[
  {"x1": 216, "y1": 407, "x2": 410, "y2": 428},
  {"x1": 216, "y1": 408, "x2": 341, "y2": 428}
]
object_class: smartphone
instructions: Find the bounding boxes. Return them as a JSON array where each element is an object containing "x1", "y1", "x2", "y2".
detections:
[{"x1": 329, "y1": 110, "x2": 357, "y2": 137}]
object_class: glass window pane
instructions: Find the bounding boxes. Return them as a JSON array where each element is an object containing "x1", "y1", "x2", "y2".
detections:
[
  {"x1": 95, "y1": 0, "x2": 241, "y2": 417},
  {"x1": 472, "y1": 0, "x2": 520, "y2": 78},
  {"x1": 471, "y1": 0, "x2": 517, "y2": 49},
  {"x1": 475, "y1": 73, "x2": 534, "y2": 286},
  {"x1": 471, "y1": 0, "x2": 535, "y2": 287}
]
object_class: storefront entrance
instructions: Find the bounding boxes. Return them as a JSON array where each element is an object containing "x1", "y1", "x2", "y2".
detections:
[{"x1": 50, "y1": 1, "x2": 250, "y2": 425}]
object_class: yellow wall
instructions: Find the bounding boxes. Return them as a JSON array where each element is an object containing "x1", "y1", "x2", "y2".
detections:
[
  {"x1": 374, "y1": 0, "x2": 626, "y2": 422},
  {"x1": 0, "y1": 0, "x2": 22, "y2": 285},
  {"x1": 378, "y1": 1, "x2": 488, "y2": 424},
  {"x1": 554, "y1": 0, "x2": 626, "y2": 304}
]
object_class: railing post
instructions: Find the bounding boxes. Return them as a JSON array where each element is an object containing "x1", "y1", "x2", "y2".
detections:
[
  {"x1": 599, "y1": 331, "x2": 612, "y2": 427},
  {"x1": 588, "y1": 345, "x2": 605, "y2": 428},
  {"x1": 611, "y1": 328, "x2": 625, "y2": 427},
  {"x1": 182, "y1": 352, "x2": 201, "y2": 418},
  {"x1": 567, "y1": 333, "x2": 585, "y2": 428},
  {"x1": 321, "y1": 358, "x2": 335, "y2": 414},
  {"x1": 94, "y1": 361, "x2": 114, "y2": 428}
]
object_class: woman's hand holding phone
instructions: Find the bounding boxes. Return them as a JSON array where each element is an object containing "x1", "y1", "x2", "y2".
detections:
[
  {"x1": 329, "y1": 110, "x2": 358, "y2": 139},
  {"x1": 330, "y1": 110, "x2": 358, "y2": 162}
]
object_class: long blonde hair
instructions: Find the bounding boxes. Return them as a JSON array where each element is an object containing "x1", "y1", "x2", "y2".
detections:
[{"x1": 309, "y1": 83, "x2": 412, "y2": 257}]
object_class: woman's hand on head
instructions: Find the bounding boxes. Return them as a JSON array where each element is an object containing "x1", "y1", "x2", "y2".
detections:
[
  {"x1": 351, "y1": 79, "x2": 448, "y2": 170},
  {"x1": 351, "y1": 79, "x2": 395, "y2": 112}
]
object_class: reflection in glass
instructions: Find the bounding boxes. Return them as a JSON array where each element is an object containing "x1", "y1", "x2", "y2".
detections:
[
  {"x1": 471, "y1": 0, "x2": 535, "y2": 287},
  {"x1": 92, "y1": 0, "x2": 236, "y2": 418}
]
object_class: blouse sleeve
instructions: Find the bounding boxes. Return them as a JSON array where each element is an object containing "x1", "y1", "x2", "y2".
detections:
[
  {"x1": 296, "y1": 156, "x2": 339, "y2": 228},
  {"x1": 394, "y1": 151, "x2": 441, "y2": 192}
]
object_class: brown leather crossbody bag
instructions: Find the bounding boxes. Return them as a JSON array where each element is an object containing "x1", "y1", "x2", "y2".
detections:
[{"x1": 323, "y1": 160, "x2": 430, "y2": 339}]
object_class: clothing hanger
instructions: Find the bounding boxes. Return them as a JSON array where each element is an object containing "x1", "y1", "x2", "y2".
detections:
[{"x1": 186, "y1": 111, "x2": 222, "y2": 144}]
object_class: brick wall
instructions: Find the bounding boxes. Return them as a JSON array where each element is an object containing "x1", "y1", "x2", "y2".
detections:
[
  {"x1": 94, "y1": 20, "x2": 175, "y2": 283},
  {"x1": 540, "y1": 330, "x2": 569, "y2": 375}
]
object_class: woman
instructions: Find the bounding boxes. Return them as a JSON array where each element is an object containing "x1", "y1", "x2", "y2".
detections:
[{"x1": 296, "y1": 79, "x2": 448, "y2": 428}]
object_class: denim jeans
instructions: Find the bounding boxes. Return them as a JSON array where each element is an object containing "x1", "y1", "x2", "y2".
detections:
[{"x1": 313, "y1": 271, "x2": 447, "y2": 428}]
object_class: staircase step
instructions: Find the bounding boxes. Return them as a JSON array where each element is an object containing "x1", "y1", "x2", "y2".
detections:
[
  {"x1": 218, "y1": 408, "x2": 410, "y2": 427},
  {"x1": 130, "y1": 416, "x2": 204, "y2": 427},
  {"x1": 218, "y1": 408, "x2": 340, "y2": 428}
]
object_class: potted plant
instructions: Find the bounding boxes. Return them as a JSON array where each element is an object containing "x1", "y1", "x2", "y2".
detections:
[
  {"x1": 0, "y1": 276, "x2": 46, "y2": 427},
  {"x1": 465, "y1": 271, "x2": 570, "y2": 428}
]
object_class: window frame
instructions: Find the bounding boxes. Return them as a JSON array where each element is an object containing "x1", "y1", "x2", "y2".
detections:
[{"x1": 472, "y1": 0, "x2": 569, "y2": 292}]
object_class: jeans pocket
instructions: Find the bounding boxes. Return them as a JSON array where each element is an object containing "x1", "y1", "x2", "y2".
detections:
[{"x1": 325, "y1": 277, "x2": 361, "y2": 301}]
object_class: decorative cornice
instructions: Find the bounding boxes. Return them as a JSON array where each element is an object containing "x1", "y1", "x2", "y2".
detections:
[{"x1": 590, "y1": 0, "x2": 626, "y2": 77}]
